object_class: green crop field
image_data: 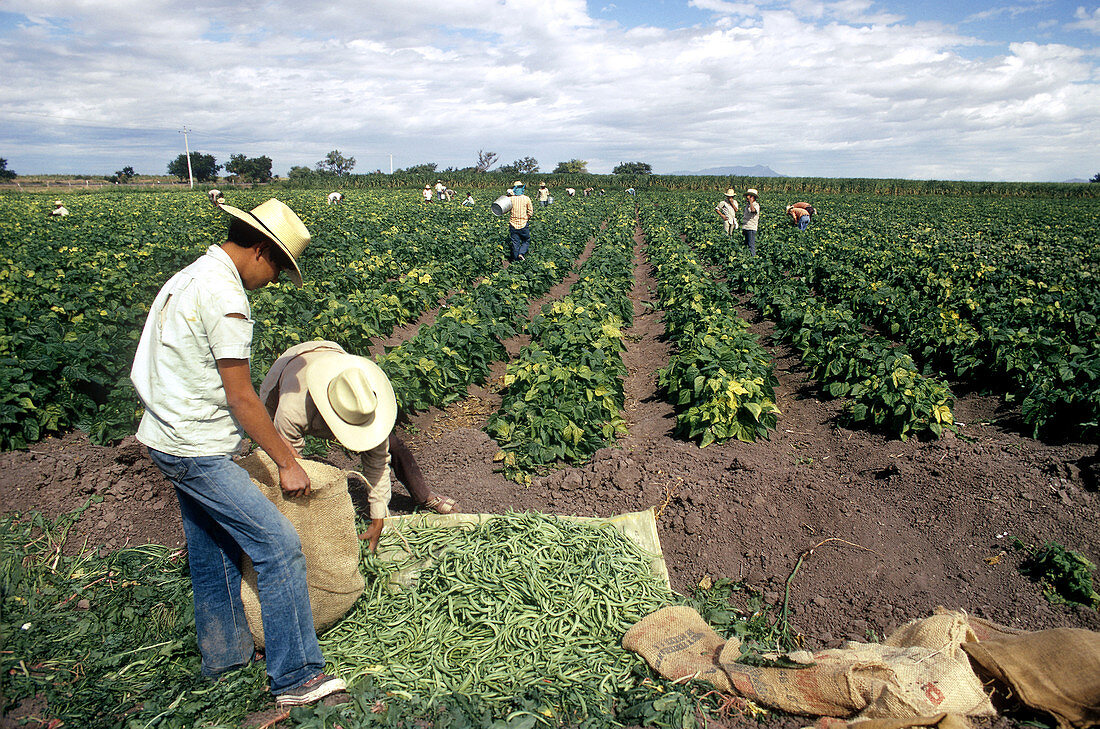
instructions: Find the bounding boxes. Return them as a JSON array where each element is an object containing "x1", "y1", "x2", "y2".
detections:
[
  {"x1": 3, "y1": 186, "x2": 1095, "y2": 456},
  {"x1": 1, "y1": 183, "x2": 1098, "y2": 727}
]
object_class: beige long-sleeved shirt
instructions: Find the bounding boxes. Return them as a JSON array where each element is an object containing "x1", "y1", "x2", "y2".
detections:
[{"x1": 259, "y1": 341, "x2": 392, "y2": 519}]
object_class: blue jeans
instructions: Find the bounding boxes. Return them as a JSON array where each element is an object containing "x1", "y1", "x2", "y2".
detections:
[
  {"x1": 148, "y1": 450, "x2": 324, "y2": 694},
  {"x1": 743, "y1": 229, "x2": 757, "y2": 257},
  {"x1": 509, "y1": 224, "x2": 530, "y2": 260},
  {"x1": 798, "y1": 216, "x2": 810, "y2": 231}
]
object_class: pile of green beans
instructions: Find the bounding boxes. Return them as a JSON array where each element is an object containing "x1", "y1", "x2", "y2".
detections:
[{"x1": 320, "y1": 512, "x2": 676, "y2": 720}]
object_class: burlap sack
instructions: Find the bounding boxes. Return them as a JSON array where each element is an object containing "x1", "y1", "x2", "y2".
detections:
[
  {"x1": 963, "y1": 628, "x2": 1100, "y2": 729},
  {"x1": 622, "y1": 605, "x2": 732, "y2": 689},
  {"x1": 237, "y1": 450, "x2": 365, "y2": 648},
  {"x1": 623, "y1": 606, "x2": 994, "y2": 719}
]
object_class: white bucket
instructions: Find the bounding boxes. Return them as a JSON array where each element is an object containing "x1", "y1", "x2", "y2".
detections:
[{"x1": 491, "y1": 195, "x2": 513, "y2": 216}]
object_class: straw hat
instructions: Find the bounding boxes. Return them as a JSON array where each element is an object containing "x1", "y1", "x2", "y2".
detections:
[
  {"x1": 220, "y1": 199, "x2": 310, "y2": 287},
  {"x1": 745, "y1": 188, "x2": 759, "y2": 197},
  {"x1": 54, "y1": 200, "x2": 64, "y2": 206},
  {"x1": 724, "y1": 189, "x2": 736, "y2": 197},
  {"x1": 539, "y1": 182, "x2": 546, "y2": 187},
  {"x1": 304, "y1": 352, "x2": 396, "y2": 452}
]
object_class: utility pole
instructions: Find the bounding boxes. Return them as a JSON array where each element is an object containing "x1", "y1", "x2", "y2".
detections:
[
  {"x1": 389, "y1": 153, "x2": 393, "y2": 175},
  {"x1": 179, "y1": 127, "x2": 194, "y2": 189}
]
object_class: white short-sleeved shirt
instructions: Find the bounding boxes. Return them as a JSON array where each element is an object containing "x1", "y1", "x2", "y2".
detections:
[
  {"x1": 741, "y1": 201, "x2": 760, "y2": 231},
  {"x1": 131, "y1": 245, "x2": 254, "y2": 456},
  {"x1": 327, "y1": 192, "x2": 343, "y2": 204}
]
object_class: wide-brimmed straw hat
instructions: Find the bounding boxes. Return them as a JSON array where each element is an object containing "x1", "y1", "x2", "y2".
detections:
[
  {"x1": 745, "y1": 188, "x2": 759, "y2": 197},
  {"x1": 220, "y1": 199, "x2": 310, "y2": 287},
  {"x1": 304, "y1": 352, "x2": 396, "y2": 452},
  {"x1": 724, "y1": 188, "x2": 736, "y2": 197},
  {"x1": 54, "y1": 200, "x2": 64, "y2": 206}
]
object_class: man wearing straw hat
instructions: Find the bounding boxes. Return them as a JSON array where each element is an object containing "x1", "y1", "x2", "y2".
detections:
[
  {"x1": 130, "y1": 199, "x2": 347, "y2": 708},
  {"x1": 260, "y1": 340, "x2": 459, "y2": 552},
  {"x1": 50, "y1": 199, "x2": 69, "y2": 217},
  {"x1": 506, "y1": 180, "x2": 534, "y2": 262},
  {"x1": 715, "y1": 189, "x2": 739, "y2": 235}
]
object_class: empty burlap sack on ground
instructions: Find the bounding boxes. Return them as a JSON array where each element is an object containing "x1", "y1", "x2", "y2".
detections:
[
  {"x1": 236, "y1": 450, "x2": 365, "y2": 648},
  {"x1": 963, "y1": 627, "x2": 1100, "y2": 729},
  {"x1": 623, "y1": 606, "x2": 994, "y2": 720}
]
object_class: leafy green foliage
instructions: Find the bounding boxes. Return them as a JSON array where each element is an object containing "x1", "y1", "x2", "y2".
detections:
[
  {"x1": 612, "y1": 162, "x2": 653, "y2": 175},
  {"x1": 1015, "y1": 539, "x2": 1100, "y2": 609},
  {"x1": 0, "y1": 504, "x2": 270, "y2": 727},
  {"x1": 166, "y1": 151, "x2": 220, "y2": 182},
  {"x1": 552, "y1": 159, "x2": 588, "y2": 174},
  {"x1": 317, "y1": 149, "x2": 356, "y2": 176},
  {"x1": 645, "y1": 218, "x2": 780, "y2": 446},
  {"x1": 225, "y1": 153, "x2": 273, "y2": 183},
  {"x1": 486, "y1": 212, "x2": 635, "y2": 480}
]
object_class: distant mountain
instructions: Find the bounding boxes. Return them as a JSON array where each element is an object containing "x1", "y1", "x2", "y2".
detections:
[
  {"x1": 664, "y1": 164, "x2": 784, "y2": 177},
  {"x1": 1063, "y1": 178, "x2": 1088, "y2": 183}
]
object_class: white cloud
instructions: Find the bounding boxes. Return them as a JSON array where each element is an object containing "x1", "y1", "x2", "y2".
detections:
[
  {"x1": 0, "y1": 0, "x2": 1096, "y2": 180},
  {"x1": 1068, "y1": 6, "x2": 1100, "y2": 33}
]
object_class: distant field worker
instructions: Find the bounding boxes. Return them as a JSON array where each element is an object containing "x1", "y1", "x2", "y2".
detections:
[
  {"x1": 506, "y1": 180, "x2": 534, "y2": 262},
  {"x1": 537, "y1": 182, "x2": 550, "y2": 207},
  {"x1": 715, "y1": 188, "x2": 739, "y2": 235},
  {"x1": 566, "y1": 187, "x2": 576, "y2": 197},
  {"x1": 208, "y1": 189, "x2": 225, "y2": 206},
  {"x1": 260, "y1": 341, "x2": 458, "y2": 552},
  {"x1": 422, "y1": 185, "x2": 432, "y2": 203},
  {"x1": 785, "y1": 202, "x2": 814, "y2": 230},
  {"x1": 50, "y1": 199, "x2": 69, "y2": 217},
  {"x1": 327, "y1": 192, "x2": 344, "y2": 205},
  {"x1": 741, "y1": 189, "x2": 760, "y2": 256},
  {"x1": 462, "y1": 192, "x2": 475, "y2": 206},
  {"x1": 434, "y1": 180, "x2": 446, "y2": 201}
]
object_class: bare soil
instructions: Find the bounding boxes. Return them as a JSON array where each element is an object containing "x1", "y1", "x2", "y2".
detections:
[{"x1": 2, "y1": 222, "x2": 1098, "y2": 724}]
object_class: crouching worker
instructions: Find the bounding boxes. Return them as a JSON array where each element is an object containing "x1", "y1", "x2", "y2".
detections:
[
  {"x1": 785, "y1": 202, "x2": 815, "y2": 230},
  {"x1": 130, "y1": 199, "x2": 347, "y2": 707},
  {"x1": 260, "y1": 341, "x2": 458, "y2": 552}
]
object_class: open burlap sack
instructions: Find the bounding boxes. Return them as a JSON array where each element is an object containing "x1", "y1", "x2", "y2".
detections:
[
  {"x1": 962, "y1": 628, "x2": 1100, "y2": 729},
  {"x1": 623, "y1": 606, "x2": 994, "y2": 720},
  {"x1": 236, "y1": 450, "x2": 365, "y2": 648}
]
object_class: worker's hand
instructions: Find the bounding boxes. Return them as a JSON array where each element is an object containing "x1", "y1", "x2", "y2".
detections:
[
  {"x1": 358, "y1": 518, "x2": 384, "y2": 552},
  {"x1": 279, "y1": 461, "x2": 311, "y2": 497}
]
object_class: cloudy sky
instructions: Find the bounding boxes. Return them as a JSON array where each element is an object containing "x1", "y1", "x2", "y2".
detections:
[{"x1": 2, "y1": 0, "x2": 1097, "y2": 181}]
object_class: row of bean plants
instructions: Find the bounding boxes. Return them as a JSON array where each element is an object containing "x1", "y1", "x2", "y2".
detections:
[
  {"x1": 656, "y1": 194, "x2": 957, "y2": 441},
  {"x1": 639, "y1": 207, "x2": 780, "y2": 446},
  {"x1": 378, "y1": 199, "x2": 612, "y2": 412},
  {"x1": 486, "y1": 207, "x2": 635, "y2": 481}
]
